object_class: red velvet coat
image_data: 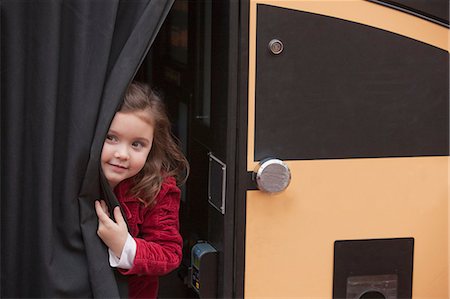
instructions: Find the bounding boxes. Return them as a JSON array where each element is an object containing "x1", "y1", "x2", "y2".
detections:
[{"x1": 114, "y1": 176, "x2": 183, "y2": 299}]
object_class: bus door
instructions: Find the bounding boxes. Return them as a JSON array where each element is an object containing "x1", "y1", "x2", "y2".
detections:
[
  {"x1": 146, "y1": 1, "x2": 238, "y2": 298},
  {"x1": 243, "y1": 1, "x2": 449, "y2": 298}
]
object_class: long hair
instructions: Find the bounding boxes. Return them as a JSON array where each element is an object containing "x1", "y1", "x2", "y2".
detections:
[{"x1": 118, "y1": 81, "x2": 189, "y2": 207}]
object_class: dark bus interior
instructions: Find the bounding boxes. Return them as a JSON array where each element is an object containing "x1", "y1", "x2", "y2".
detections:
[{"x1": 133, "y1": 1, "x2": 235, "y2": 297}]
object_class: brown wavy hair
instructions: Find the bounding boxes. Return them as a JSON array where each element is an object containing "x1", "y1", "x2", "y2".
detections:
[{"x1": 118, "y1": 81, "x2": 189, "y2": 207}]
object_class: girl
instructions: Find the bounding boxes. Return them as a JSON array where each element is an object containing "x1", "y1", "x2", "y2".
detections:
[{"x1": 95, "y1": 82, "x2": 189, "y2": 298}]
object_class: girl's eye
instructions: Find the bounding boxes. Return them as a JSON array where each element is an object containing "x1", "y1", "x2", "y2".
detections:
[
  {"x1": 131, "y1": 141, "x2": 144, "y2": 149},
  {"x1": 106, "y1": 134, "x2": 118, "y2": 142}
]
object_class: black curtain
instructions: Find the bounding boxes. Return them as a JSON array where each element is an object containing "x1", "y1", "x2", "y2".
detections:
[{"x1": 1, "y1": 0, "x2": 173, "y2": 297}]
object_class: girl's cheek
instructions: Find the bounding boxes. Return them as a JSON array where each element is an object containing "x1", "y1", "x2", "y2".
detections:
[
  {"x1": 137, "y1": 154, "x2": 148, "y2": 169},
  {"x1": 100, "y1": 144, "x2": 113, "y2": 161},
  {"x1": 103, "y1": 142, "x2": 114, "y2": 152}
]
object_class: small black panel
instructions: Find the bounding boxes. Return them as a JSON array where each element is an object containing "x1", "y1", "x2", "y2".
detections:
[
  {"x1": 255, "y1": 5, "x2": 449, "y2": 161},
  {"x1": 333, "y1": 238, "x2": 414, "y2": 299}
]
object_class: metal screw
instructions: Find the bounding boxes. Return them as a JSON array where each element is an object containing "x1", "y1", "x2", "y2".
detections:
[{"x1": 268, "y1": 39, "x2": 284, "y2": 55}]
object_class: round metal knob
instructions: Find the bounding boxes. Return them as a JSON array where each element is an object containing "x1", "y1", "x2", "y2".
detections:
[
  {"x1": 268, "y1": 39, "x2": 284, "y2": 55},
  {"x1": 254, "y1": 159, "x2": 291, "y2": 193}
]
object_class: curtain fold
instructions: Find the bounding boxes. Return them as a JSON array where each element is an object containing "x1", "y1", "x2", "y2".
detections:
[{"x1": 1, "y1": 0, "x2": 173, "y2": 297}]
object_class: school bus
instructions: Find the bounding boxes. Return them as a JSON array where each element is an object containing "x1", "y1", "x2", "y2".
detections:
[{"x1": 135, "y1": 0, "x2": 449, "y2": 298}]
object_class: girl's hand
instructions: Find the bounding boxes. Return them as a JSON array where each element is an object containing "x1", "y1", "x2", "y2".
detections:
[{"x1": 95, "y1": 200, "x2": 128, "y2": 258}]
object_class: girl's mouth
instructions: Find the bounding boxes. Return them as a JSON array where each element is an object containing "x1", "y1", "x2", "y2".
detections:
[{"x1": 108, "y1": 163, "x2": 128, "y2": 170}]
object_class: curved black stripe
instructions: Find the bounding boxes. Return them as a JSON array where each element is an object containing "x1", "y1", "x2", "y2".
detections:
[{"x1": 367, "y1": 0, "x2": 449, "y2": 27}]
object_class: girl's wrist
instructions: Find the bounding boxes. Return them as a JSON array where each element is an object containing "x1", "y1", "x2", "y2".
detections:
[{"x1": 112, "y1": 237, "x2": 127, "y2": 258}]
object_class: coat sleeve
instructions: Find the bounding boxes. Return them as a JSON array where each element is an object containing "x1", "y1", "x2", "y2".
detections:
[{"x1": 119, "y1": 179, "x2": 183, "y2": 276}]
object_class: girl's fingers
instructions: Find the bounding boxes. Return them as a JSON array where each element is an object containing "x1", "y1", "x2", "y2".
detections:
[
  {"x1": 100, "y1": 200, "x2": 109, "y2": 215},
  {"x1": 95, "y1": 201, "x2": 105, "y2": 218},
  {"x1": 113, "y1": 206, "x2": 125, "y2": 226},
  {"x1": 95, "y1": 201, "x2": 111, "y2": 224}
]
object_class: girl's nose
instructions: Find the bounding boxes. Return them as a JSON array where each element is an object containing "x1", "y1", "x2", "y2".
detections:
[{"x1": 114, "y1": 150, "x2": 129, "y2": 160}]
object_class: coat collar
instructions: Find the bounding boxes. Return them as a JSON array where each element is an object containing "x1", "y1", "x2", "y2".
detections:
[
  {"x1": 114, "y1": 179, "x2": 136, "y2": 203},
  {"x1": 113, "y1": 176, "x2": 177, "y2": 203}
]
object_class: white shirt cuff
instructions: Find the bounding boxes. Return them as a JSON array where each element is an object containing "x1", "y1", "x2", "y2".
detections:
[{"x1": 108, "y1": 233, "x2": 136, "y2": 270}]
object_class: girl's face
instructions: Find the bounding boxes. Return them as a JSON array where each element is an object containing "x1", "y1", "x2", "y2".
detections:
[{"x1": 101, "y1": 110, "x2": 154, "y2": 188}]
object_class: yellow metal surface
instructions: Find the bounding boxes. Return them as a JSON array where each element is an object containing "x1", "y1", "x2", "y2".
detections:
[{"x1": 245, "y1": 157, "x2": 449, "y2": 298}]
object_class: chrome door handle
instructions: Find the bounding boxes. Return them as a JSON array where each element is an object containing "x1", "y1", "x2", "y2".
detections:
[{"x1": 253, "y1": 158, "x2": 291, "y2": 193}]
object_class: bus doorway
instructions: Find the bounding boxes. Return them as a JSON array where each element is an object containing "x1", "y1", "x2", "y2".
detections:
[{"x1": 134, "y1": 1, "x2": 239, "y2": 297}]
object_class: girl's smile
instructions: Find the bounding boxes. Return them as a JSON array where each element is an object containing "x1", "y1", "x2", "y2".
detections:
[
  {"x1": 107, "y1": 162, "x2": 128, "y2": 172},
  {"x1": 101, "y1": 111, "x2": 154, "y2": 188}
]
